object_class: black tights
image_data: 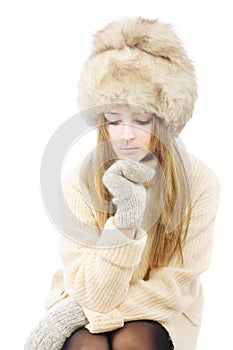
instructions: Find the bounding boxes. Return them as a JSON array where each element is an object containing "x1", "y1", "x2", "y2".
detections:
[{"x1": 62, "y1": 320, "x2": 173, "y2": 350}]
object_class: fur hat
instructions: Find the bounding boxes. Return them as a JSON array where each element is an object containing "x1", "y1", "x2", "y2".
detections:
[{"x1": 77, "y1": 17, "x2": 197, "y2": 135}]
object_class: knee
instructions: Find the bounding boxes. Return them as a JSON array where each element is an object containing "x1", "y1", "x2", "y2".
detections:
[
  {"x1": 112, "y1": 338, "x2": 137, "y2": 350},
  {"x1": 111, "y1": 328, "x2": 142, "y2": 350},
  {"x1": 111, "y1": 320, "x2": 173, "y2": 350},
  {"x1": 62, "y1": 329, "x2": 109, "y2": 350}
]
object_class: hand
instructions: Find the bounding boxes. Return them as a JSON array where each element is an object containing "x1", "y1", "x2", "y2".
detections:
[
  {"x1": 24, "y1": 299, "x2": 88, "y2": 350},
  {"x1": 103, "y1": 159, "x2": 155, "y2": 228}
]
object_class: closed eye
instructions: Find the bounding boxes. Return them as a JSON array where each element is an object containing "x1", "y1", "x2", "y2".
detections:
[
  {"x1": 136, "y1": 120, "x2": 152, "y2": 125},
  {"x1": 105, "y1": 120, "x2": 121, "y2": 125},
  {"x1": 105, "y1": 120, "x2": 151, "y2": 125}
]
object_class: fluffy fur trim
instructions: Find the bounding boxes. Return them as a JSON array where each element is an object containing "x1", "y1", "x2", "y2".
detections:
[{"x1": 77, "y1": 17, "x2": 197, "y2": 135}]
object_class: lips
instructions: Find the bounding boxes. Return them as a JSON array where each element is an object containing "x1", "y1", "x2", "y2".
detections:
[{"x1": 120, "y1": 147, "x2": 139, "y2": 154}]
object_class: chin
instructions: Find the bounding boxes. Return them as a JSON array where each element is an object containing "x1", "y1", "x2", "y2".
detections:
[{"x1": 118, "y1": 154, "x2": 146, "y2": 162}]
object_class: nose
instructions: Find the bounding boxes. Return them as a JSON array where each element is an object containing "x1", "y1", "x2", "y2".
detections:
[{"x1": 122, "y1": 123, "x2": 136, "y2": 141}]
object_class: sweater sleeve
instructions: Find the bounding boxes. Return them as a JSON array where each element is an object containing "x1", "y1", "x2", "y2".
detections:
[
  {"x1": 60, "y1": 158, "x2": 220, "y2": 333},
  {"x1": 116, "y1": 158, "x2": 220, "y2": 324},
  {"x1": 60, "y1": 173, "x2": 147, "y2": 314}
]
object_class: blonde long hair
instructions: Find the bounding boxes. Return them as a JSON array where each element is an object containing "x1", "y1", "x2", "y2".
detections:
[{"x1": 80, "y1": 113, "x2": 192, "y2": 271}]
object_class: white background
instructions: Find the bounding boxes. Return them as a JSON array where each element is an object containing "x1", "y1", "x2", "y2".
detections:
[{"x1": 1, "y1": 1, "x2": 232, "y2": 348}]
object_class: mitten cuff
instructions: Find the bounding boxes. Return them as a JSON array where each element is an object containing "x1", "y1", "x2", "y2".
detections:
[
  {"x1": 48, "y1": 299, "x2": 88, "y2": 337},
  {"x1": 113, "y1": 190, "x2": 146, "y2": 228}
]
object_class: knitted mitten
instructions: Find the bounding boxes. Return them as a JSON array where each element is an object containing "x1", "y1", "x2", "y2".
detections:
[
  {"x1": 103, "y1": 159, "x2": 155, "y2": 228},
  {"x1": 24, "y1": 299, "x2": 88, "y2": 350}
]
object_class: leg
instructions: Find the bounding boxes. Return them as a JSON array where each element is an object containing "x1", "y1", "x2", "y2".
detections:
[
  {"x1": 111, "y1": 320, "x2": 173, "y2": 350},
  {"x1": 62, "y1": 327, "x2": 111, "y2": 350}
]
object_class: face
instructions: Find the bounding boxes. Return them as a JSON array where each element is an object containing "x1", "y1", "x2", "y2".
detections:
[{"x1": 104, "y1": 105, "x2": 153, "y2": 162}]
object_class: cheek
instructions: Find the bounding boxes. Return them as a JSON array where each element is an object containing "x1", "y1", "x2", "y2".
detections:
[
  {"x1": 137, "y1": 130, "x2": 151, "y2": 147},
  {"x1": 108, "y1": 125, "x2": 122, "y2": 140},
  {"x1": 107, "y1": 126, "x2": 120, "y2": 140}
]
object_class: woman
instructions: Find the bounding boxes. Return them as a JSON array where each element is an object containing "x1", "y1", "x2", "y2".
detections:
[{"x1": 25, "y1": 17, "x2": 220, "y2": 350}]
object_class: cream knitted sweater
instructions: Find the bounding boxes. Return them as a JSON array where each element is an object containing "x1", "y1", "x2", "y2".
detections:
[{"x1": 46, "y1": 155, "x2": 220, "y2": 350}]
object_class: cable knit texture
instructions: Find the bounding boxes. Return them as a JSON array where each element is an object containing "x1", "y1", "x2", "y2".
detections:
[
  {"x1": 24, "y1": 299, "x2": 87, "y2": 350},
  {"x1": 103, "y1": 159, "x2": 156, "y2": 227},
  {"x1": 42, "y1": 155, "x2": 220, "y2": 350}
]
